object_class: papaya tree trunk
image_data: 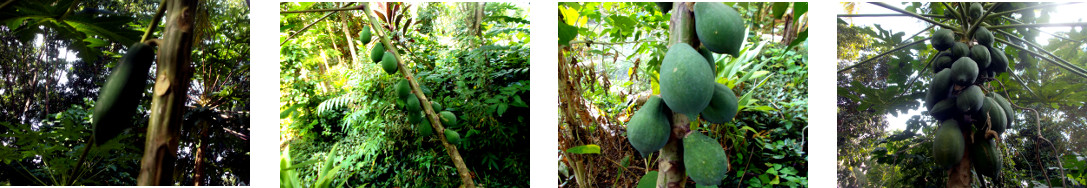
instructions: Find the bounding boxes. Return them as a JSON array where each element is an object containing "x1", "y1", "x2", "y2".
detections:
[
  {"x1": 362, "y1": 4, "x2": 476, "y2": 187},
  {"x1": 657, "y1": 2, "x2": 695, "y2": 188},
  {"x1": 138, "y1": 0, "x2": 197, "y2": 185}
]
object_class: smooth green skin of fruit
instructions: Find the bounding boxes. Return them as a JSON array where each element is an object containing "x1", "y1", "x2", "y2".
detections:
[
  {"x1": 627, "y1": 96, "x2": 671, "y2": 157},
  {"x1": 975, "y1": 27, "x2": 993, "y2": 46},
  {"x1": 407, "y1": 93, "x2": 421, "y2": 112},
  {"x1": 408, "y1": 111, "x2": 423, "y2": 124},
  {"x1": 929, "y1": 98, "x2": 957, "y2": 121},
  {"x1": 683, "y1": 131, "x2": 729, "y2": 186},
  {"x1": 969, "y1": 3, "x2": 984, "y2": 20},
  {"x1": 932, "y1": 29, "x2": 955, "y2": 51},
  {"x1": 698, "y1": 46, "x2": 716, "y2": 74},
  {"x1": 971, "y1": 45, "x2": 991, "y2": 69},
  {"x1": 694, "y1": 2, "x2": 744, "y2": 56},
  {"x1": 444, "y1": 129, "x2": 461, "y2": 145},
  {"x1": 381, "y1": 51, "x2": 398, "y2": 75},
  {"x1": 988, "y1": 46, "x2": 1008, "y2": 74},
  {"x1": 971, "y1": 139, "x2": 1003, "y2": 178},
  {"x1": 990, "y1": 93, "x2": 1014, "y2": 129},
  {"x1": 360, "y1": 25, "x2": 372, "y2": 45},
  {"x1": 700, "y1": 83, "x2": 738, "y2": 124},
  {"x1": 659, "y1": 43, "x2": 715, "y2": 115},
  {"x1": 934, "y1": 53, "x2": 954, "y2": 71},
  {"x1": 440, "y1": 111, "x2": 458, "y2": 128},
  {"x1": 951, "y1": 57, "x2": 979, "y2": 86},
  {"x1": 397, "y1": 79, "x2": 411, "y2": 99},
  {"x1": 933, "y1": 119, "x2": 965, "y2": 168},
  {"x1": 950, "y1": 42, "x2": 969, "y2": 59},
  {"x1": 370, "y1": 42, "x2": 385, "y2": 63},
  {"x1": 93, "y1": 43, "x2": 154, "y2": 145},
  {"x1": 929, "y1": 68, "x2": 954, "y2": 107},
  {"x1": 957, "y1": 85, "x2": 985, "y2": 113},
  {"x1": 418, "y1": 118, "x2": 433, "y2": 137},
  {"x1": 655, "y1": 2, "x2": 672, "y2": 13},
  {"x1": 976, "y1": 97, "x2": 1007, "y2": 133},
  {"x1": 431, "y1": 101, "x2": 442, "y2": 111}
]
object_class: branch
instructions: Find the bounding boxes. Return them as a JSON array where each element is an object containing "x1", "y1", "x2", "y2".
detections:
[
  {"x1": 987, "y1": 2, "x2": 1080, "y2": 18},
  {"x1": 964, "y1": 2, "x2": 999, "y2": 41},
  {"x1": 986, "y1": 22, "x2": 1087, "y2": 30},
  {"x1": 999, "y1": 15, "x2": 1084, "y2": 43},
  {"x1": 993, "y1": 30, "x2": 1087, "y2": 77},
  {"x1": 837, "y1": 38, "x2": 929, "y2": 73},
  {"x1": 279, "y1": 8, "x2": 341, "y2": 46},
  {"x1": 869, "y1": 2, "x2": 958, "y2": 30},
  {"x1": 141, "y1": 0, "x2": 167, "y2": 42},
  {"x1": 568, "y1": 40, "x2": 665, "y2": 45},
  {"x1": 280, "y1": 5, "x2": 364, "y2": 14},
  {"x1": 836, "y1": 13, "x2": 947, "y2": 18}
]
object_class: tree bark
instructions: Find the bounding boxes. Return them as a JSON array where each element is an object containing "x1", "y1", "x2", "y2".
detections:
[
  {"x1": 138, "y1": 0, "x2": 197, "y2": 185},
  {"x1": 657, "y1": 3, "x2": 695, "y2": 188},
  {"x1": 340, "y1": 7, "x2": 358, "y2": 67}
]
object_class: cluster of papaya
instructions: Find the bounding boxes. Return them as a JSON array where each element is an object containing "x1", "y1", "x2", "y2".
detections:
[
  {"x1": 93, "y1": 42, "x2": 156, "y2": 145},
  {"x1": 628, "y1": 2, "x2": 742, "y2": 186},
  {"x1": 927, "y1": 3, "x2": 1013, "y2": 178},
  {"x1": 364, "y1": 25, "x2": 463, "y2": 145}
]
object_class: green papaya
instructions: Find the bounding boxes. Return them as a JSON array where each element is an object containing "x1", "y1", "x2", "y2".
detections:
[
  {"x1": 370, "y1": 42, "x2": 385, "y2": 63},
  {"x1": 659, "y1": 43, "x2": 715, "y2": 115},
  {"x1": 950, "y1": 42, "x2": 969, "y2": 60},
  {"x1": 440, "y1": 111, "x2": 457, "y2": 128},
  {"x1": 693, "y1": 2, "x2": 745, "y2": 56},
  {"x1": 951, "y1": 57, "x2": 978, "y2": 86},
  {"x1": 700, "y1": 83, "x2": 738, "y2": 124},
  {"x1": 444, "y1": 129, "x2": 461, "y2": 145},
  {"x1": 933, "y1": 119, "x2": 965, "y2": 168},
  {"x1": 359, "y1": 25, "x2": 372, "y2": 45},
  {"x1": 934, "y1": 52, "x2": 954, "y2": 72},
  {"x1": 969, "y1": 3, "x2": 984, "y2": 20},
  {"x1": 971, "y1": 139, "x2": 1003, "y2": 178},
  {"x1": 655, "y1": 2, "x2": 673, "y2": 13},
  {"x1": 957, "y1": 85, "x2": 984, "y2": 113},
  {"x1": 397, "y1": 79, "x2": 411, "y2": 99},
  {"x1": 683, "y1": 131, "x2": 729, "y2": 186},
  {"x1": 418, "y1": 118, "x2": 433, "y2": 137},
  {"x1": 931, "y1": 29, "x2": 955, "y2": 51},
  {"x1": 970, "y1": 45, "x2": 991, "y2": 70},
  {"x1": 408, "y1": 111, "x2": 423, "y2": 124},
  {"x1": 93, "y1": 42, "x2": 155, "y2": 145},
  {"x1": 989, "y1": 93, "x2": 1014, "y2": 129},
  {"x1": 928, "y1": 68, "x2": 954, "y2": 107},
  {"x1": 988, "y1": 46, "x2": 1008, "y2": 74},
  {"x1": 929, "y1": 98, "x2": 957, "y2": 121},
  {"x1": 627, "y1": 96, "x2": 671, "y2": 157},
  {"x1": 431, "y1": 101, "x2": 442, "y2": 111},
  {"x1": 975, "y1": 27, "x2": 993, "y2": 46},
  {"x1": 698, "y1": 46, "x2": 716, "y2": 74},
  {"x1": 976, "y1": 97, "x2": 1006, "y2": 134},
  {"x1": 406, "y1": 93, "x2": 421, "y2": 112},
  {"x1": 381, "y1": 51, "x2": 398, "y2": 75}
]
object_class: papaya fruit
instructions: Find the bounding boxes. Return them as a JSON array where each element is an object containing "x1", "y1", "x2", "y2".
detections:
[
  {"x1": 444, "y1": 129, "x2": 461, "y2": 145},
  {"x1": 381, "y1": 51, "x2": 398, "y2": 75},
  {"x1": 971, "y1": 138, "x2": 1003, "y2": 178},
  {"x1": 951, "y1": 57, "x2": 979, "y2": 86},
  {"x1": 970, "y1": 45, "x2": 991, "y2": 70},
  {"x1": 931, "y1": 29, "x2": 955, "y2": 51},
  {"x1": 440, "y1": 111, "x2": 458, "y2": 128},
  {"x1": 418, "y1": 118, "x2": 433, "y2": 137},
  {"x1": 990, "y1": 93, "x2": 1014, "y2": 129},
  {"x1": 700, "y1": 83, "x2": 738, "y2": 124},
  {"x1": 698, "y1": 46, "x2": 716, "y2": 74},
  {"x1": 370, "y1": 42, "x2": 385, "y2": 63},
  {"x1": 988, "y1": 46, "x2": 1008, "y2": 74},
  {"x1": 950, "y1": 42, "x2": 969, "y2": 60},
  {"x1": 93, "y1": 42, "x2": 155, "y2": 145},
  {"x1": 933, "y1": 119, "x2": 965, "y2": 168},
  {"x1": 683, "y1": 131, "x2": 729, "y2": 186},
  {"x1": 957, "y1": 85, "x2": 984, "y2": 113},
  {"x1": 627, "y1": 96, "x2": 671, "y2": 157},
  {"x1": 693, "y1": 2, "x2": 745, "y2": 56},
  {"x1": 977, "y1": 97, "x2": 1007, "y2": 134},
  {"x1": 397, "y1": 79, "x2": 411, "y2": 99},
  {"x1": 934, "y1": 52, "x2": 954, "y2": 72},
  {"x1": 659, "y1": 43, "x2": 715, "y2": 115},
  {"x1": 408, "y1": 111, "x2": 423, "y2": 124},
  {"x1": 969, "y1": 3, "x2": 984, "y2": 20},
  {"x1": 359, "y1": 25, "x2": 372, "y2": 45},
  {"x1": 928, "y1": 68, "x2": 954, "y2": 107},
  {"x1": 975, "y1": 27, "x2": 993, "y2": 46},
  {"x1": 431, "y1": 101, "x2": 442, "y2": 111},
  {"x1": 406, "y1": 93, "x2": 421, "y2": 112},
  {"x1": 929, "y1": 98, "x2": 957, "y2": 121},
  {"x1": 655, "y1": 2, "x2": 672, "y2": 13}
]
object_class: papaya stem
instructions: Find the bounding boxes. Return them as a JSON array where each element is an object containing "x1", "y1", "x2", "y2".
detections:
[
  {"x1": 837, "y1": 38, "x2": 929, "y2": 73},
  {"x1": 869, "y1": 2, "x2": 958, "y2": 30},
  {"x1": 140, "y1": 0, "x2": 167, "y2": 43}
]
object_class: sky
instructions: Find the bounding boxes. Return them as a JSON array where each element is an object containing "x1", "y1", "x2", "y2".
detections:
[{"x1": 837, "y1": 2, "x2": 1087, "y2": 133}]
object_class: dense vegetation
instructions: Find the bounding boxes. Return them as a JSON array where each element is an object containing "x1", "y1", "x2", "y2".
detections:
[
  {"x1": 558, "y1": 2, "x2": 808, "y2": 187},
  {"x1": 279, "y1": 2, "x2": 529, "y2": 187},
  {"x1": 838, "y1": 2, "x2": 1087, "y2": 187},
  {"x1": 0, "y1": 0, "x2": 251, "y2": 185}
]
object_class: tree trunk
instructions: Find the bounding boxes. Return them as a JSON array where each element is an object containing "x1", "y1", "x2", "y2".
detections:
[
  {"x1": 193, "y1": 120, "x2": 209, "y2": 186},
  {"x1": 658, "y1": 3, "x2": 695, "y2": 187},
  {"x1": 362, "y1": 4, "x2": 476, "y2": 187},
  {"x1": 340, "y1": 9, "x2": 358, "y2": 67},
  {"x1": 138, "y1": 0, "x2": 197, "y2": 185}
]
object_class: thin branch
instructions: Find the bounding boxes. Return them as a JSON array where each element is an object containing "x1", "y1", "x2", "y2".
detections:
[
  {"x1": 837, "y1": 13, "x2": 947, "y2": 18},
  {"x1": 993, "y1": 29, "x2": 1087, "y2": 76},
  {"x1": 568, "y1": 40, "x2": 665, "y2": 45},
  {"x1": 987, "y1": 2, "x2": 1080, "y2": 18},
  {"x1": 280, "y1": 5, "x2": 364, "y2": 14},
  {"x1": 838, "y1": 38, "x2": 929, "y2": 73},
  {"x1": 869, "y1": 2, "x2": 958, "y2": 30},
  {"x1": 0, "y1": 0, "x2": 15, "y2": 10},
  {"x1": 986, "y1": 22, "x2": 1087, "y2": 30},
  {"x1": 999, "y1": 16, "x2": 1084, "y2": 43},
  {"x1": 995, "y1": 38, "x2": 1087, "y2": 79},
  {"x1": 141, "y1": 0, "x2": 167, "y2": 43},
  {"x1": 279, "y1": 9, "x2": 341, "y2": 46}
]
